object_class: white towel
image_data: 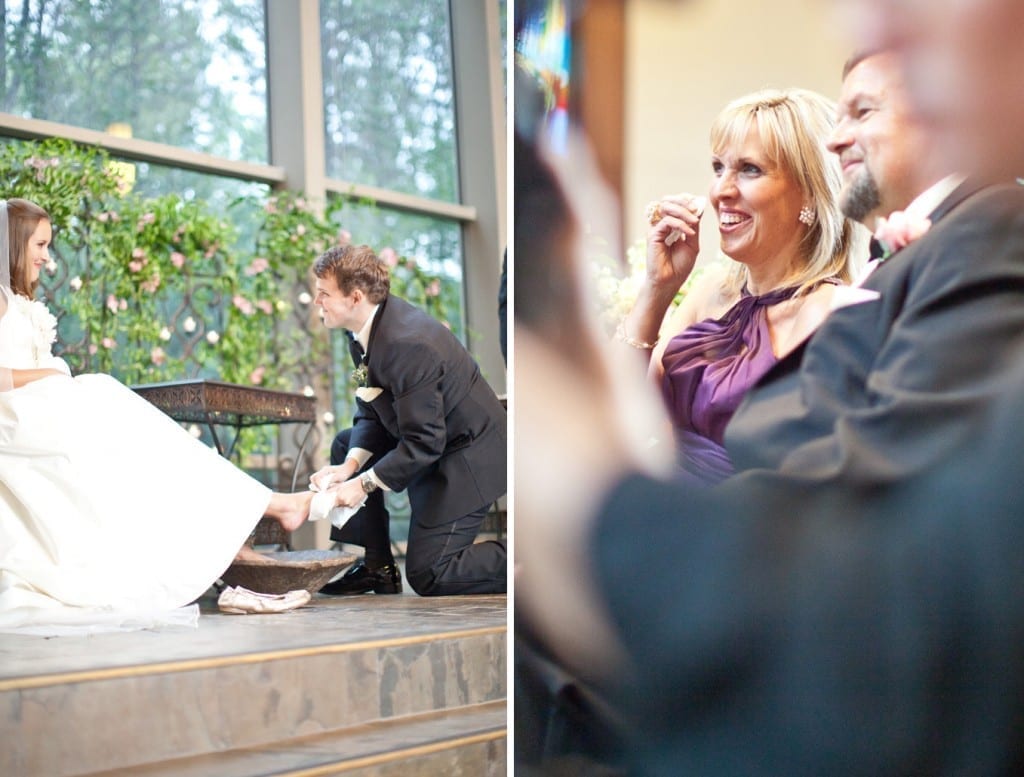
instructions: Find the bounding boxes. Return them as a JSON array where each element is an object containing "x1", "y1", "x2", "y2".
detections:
[{"x1": 309, "y1": 489, "x2": 367, "y2": 530}]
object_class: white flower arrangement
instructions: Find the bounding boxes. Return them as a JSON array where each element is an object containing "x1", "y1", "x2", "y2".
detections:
[
  {"x1": 11, "y1": 295, "x2": 57, "y2": 364},
  {"x1": 588, "y1": 238, "x2": 701, "y2": 336}
]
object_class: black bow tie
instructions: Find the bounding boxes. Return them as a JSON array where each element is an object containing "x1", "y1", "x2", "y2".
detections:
[
  {"x1": 347, "y1": 331, "x2": 365, "y2": 368},
  {"x1": 868, "y1": 237, "x2": 886, "y2": 261}
]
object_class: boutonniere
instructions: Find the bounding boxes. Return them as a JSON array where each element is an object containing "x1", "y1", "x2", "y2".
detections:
[
  {"x1": 355, "y1": 386, "x2": 384, "y2": 403},
  {"x1": 352, "y1": 363, "x2": 369, "y2": 388},
  {"x1": 873, "y1": 210, "x2": 932, "y2": 261}
]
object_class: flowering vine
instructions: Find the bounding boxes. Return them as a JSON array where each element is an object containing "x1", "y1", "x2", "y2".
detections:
[{"x1": 0, "y1": 137, "x2": 454, "y2": 459}]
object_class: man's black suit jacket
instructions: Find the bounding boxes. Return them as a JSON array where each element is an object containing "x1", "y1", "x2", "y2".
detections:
[
  {"x1": 588, "y1": 181, "x2": 1024, "y2": 774},
  {"x1": 347, "y1": 295, "x2": 506, "y2": 528},
  {"x1": 725, "y1": 180, "x2": 1024, "y2": 485}
]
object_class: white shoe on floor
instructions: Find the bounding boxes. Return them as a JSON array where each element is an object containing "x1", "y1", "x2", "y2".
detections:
[{"x1": 217, "y1": 585, "x2": 311, "y2": 614}]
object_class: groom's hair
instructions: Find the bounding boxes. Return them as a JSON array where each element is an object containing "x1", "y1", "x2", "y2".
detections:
[{"x1": 313, "y1": 244, "x2": 391, "y2": 303}]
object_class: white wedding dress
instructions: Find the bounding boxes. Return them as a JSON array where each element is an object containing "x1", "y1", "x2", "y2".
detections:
[{"x1": 0, "y1": 292, "x2": 272, "y2": 634}]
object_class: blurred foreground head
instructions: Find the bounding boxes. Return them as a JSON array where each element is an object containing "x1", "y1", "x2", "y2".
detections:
[
  {"x1": 514, "y1": 129, "x2": 620, "y2": 375},
  {"x1": 844, "y1": 0, "x2": 1024, "y2": 181}
]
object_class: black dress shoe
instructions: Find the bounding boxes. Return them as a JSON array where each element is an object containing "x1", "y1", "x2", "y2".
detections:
[{"x1": 319, "y1": 561, "x2": 403, "y2": 595}]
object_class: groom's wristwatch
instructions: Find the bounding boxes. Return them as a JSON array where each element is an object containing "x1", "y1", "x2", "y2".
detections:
[{"x1": 360, "y1": 472, "x2": 380, "y2": 494}]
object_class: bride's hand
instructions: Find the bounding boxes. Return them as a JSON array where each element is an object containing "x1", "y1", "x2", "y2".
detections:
[{"x1": 645, "y1": 193, "x2": 706, "y2": 290}]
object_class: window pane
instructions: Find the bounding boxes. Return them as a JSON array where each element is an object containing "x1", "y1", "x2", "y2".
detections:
[
  {"x1": 125, "y1": 161, "x2": 270, "y2": 219},
  {"x1": 500, "y1": 0, "x2": 508, "y2": 78},
  {"x1": 320, "y1": 0, "x2": 459, "y2": 202},
  {"x1": 1, "y1": 0, "x2": 268, "y2": 163}
]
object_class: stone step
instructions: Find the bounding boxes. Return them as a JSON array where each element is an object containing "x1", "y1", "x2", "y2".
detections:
[
  {"x1": 83, "y1": 700, "x2": 506, "y2": 777},
  {"x1": 1, "y1": 594, "x2": 506, "y2": 776}
]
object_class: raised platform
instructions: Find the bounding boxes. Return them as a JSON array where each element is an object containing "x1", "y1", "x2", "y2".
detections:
[{"x1": 0, "y1": 593, "x2": 507, "y2": 776}]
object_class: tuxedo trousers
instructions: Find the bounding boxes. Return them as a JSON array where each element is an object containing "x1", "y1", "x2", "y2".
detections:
[{"x1": 330, "y1": 428, "x2": 506, "y2": 596}]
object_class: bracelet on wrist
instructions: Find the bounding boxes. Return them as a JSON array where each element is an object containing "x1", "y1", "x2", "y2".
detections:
[
  {"x1": 614, "y1": 321, "x2": 659, "y2": 350},
  {"x1": 360, "y1": 472, "x2": 380, "y2": 494}
]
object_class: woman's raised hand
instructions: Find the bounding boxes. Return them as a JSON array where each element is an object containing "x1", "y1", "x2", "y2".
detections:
[{"x1": 644, "y1": 193, "x2": 706, "y2": 290}]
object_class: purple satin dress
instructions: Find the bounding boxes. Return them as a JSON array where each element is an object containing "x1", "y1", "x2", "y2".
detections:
[{"x1": 660, "y1": 285, "x2": 801, "y2": 485}]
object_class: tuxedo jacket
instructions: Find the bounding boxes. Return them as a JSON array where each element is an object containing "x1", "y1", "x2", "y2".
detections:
[
  {"x1": 349, "y1": 295, "x2": 506, "y2": 526},
  {"x1": 587, "y1": 181, "x2": 1024, "y2": 773}
]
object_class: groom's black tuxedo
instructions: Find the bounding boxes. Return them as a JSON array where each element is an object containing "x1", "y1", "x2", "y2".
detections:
[
  {"x1": 333, "y1": 294, "x2": 506, "y2": 595},
  {"x1": 587, "y1": 181, "x2": 1024, "y2": 773}
]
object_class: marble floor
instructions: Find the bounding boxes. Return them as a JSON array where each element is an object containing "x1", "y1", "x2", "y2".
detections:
[
  {"x1": 0, "y1": 592, "x2": 508, "y2": 686},
  {"x1": 2, "y1": 591, "x2": 508, "y2": 776}
]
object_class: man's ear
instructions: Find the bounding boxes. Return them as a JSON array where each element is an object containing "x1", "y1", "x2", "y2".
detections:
[{"x1": 350, "y1": 287, "x2": 364, "y2": 304}]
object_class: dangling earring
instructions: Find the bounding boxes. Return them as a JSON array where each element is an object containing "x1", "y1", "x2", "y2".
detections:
[{"x1": 798, "y1": 205, "x2": 816, "y2": 226}]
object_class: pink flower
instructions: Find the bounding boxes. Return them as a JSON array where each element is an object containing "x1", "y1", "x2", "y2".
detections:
[
  {"x1": 249, "y1": 366, "x2": 266, "y2": 385},
  {"x1": 256, "y1": 299, "x2": 274, "y2": 315},
  {"x1": 170, "y1": 252, "x2": 186, "y2": 269},
  {"x1": 380, "y1": 247, "x2": 399, "y2": 267},
  {"x1": 106, "y1": 294, "x2": 119, "y2": 313},
  {"x1": 141, "y1": 275, "x2": 161, "y2": 293},
  {"x1": 425, "y1": 279, "x2": 441, "y2": 297},
  {"x1": 102, "y1": 337, "x2": 116, "y2": 349},
  {"x1": 873, "y1": 211, "x2": 932, "y2": 259},
  {"x1": 129, "y1": 248, "x2": 147, "y2": 272},
  {"x1": 25, "y1": 156, "x2": 59, "y2": 171},
  {"x1": 245, "y1": 257, "x2": 270, "y2": 276},
  {"x1": 337, "y1": 229, "x2": 352, "y2": 247},
  {"x1": 233, "y1": 295, "x2": 255, "y2": 315},
  {"x1": 151, "y1": 347, "x2": 166, "y2": 365}
]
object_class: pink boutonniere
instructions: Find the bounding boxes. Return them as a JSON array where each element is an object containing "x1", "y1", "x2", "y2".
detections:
[{"x1": 873, "y1": 210, "x2": 932, "y2": 261}]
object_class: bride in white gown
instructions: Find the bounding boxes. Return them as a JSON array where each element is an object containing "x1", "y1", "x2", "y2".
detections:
[{"x1": 0, "y1": 198, "x2": 314, "y2": 634}]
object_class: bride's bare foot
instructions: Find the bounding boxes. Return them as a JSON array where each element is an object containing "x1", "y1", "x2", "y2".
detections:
[{"x1": 267, "y1": 490, "x2": 315, "y2": 532}]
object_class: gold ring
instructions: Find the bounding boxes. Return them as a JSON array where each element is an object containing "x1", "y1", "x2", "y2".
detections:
[{"x1": 644, "y1": 201, "x2": 662, "y2": 226}]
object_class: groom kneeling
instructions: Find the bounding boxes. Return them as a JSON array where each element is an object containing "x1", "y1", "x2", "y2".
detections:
[{"x1": 309, "y1": 245, "x2": 507, "y2": 596}]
